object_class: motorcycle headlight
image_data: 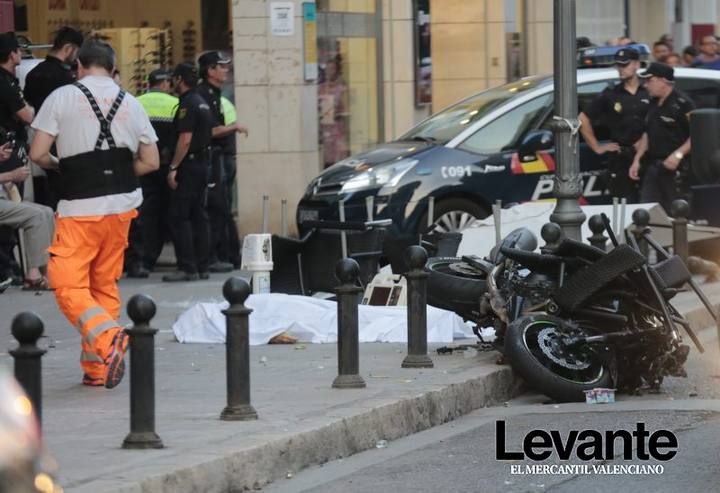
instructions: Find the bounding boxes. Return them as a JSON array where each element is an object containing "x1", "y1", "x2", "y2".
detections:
[{"x1": 340, "y1": 159, "x2": 418, "y2": 193}]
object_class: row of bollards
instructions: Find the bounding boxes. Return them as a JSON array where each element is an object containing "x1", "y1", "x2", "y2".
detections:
[{"x1": 8, "y1": 245, "x2": 433, "y2": 447}]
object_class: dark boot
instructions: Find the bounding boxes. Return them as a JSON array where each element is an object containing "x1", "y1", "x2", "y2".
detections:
[{"x1": 162, "y1": 271, "x2": 199, "y2": 283}]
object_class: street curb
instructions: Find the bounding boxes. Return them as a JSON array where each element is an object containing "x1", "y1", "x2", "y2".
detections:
[{"x1": 108, "y1": 366, "x2": 520, "y2": 493}]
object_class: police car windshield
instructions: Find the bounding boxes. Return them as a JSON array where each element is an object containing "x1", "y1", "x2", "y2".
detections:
[{"x1": 401, "y1": 76, "x2": 549, "y2": 144}]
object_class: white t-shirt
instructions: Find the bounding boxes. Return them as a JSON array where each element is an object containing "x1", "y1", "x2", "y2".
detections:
[{"x1": 32, "y1": 75, "x2": 158, "y2": 217}]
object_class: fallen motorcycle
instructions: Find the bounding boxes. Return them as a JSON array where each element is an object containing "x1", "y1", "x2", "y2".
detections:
[{"x1": 427, "y1": 212, "x2": 716, "y2": 402}]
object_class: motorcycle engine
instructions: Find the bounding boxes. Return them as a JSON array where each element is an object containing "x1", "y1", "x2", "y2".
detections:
[{"x1": 505, "y1": 266, "x2": 557, "y2": 307}]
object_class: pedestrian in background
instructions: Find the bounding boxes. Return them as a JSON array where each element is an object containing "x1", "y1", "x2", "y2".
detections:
[
  {"x1": 630, "y1": 63, "x2": 694, "y2": 213},
  {"x1": 652, "y1": 41, "x2": 671, "y2": 62},
  {"x1": 579, "y1": 47, "x2": 649, "y2": 202},
  {"x1": 126, "y1": 68, "x2": 178, "y2": 277},
  {"x1": 196, "y1": 51, "x2": 247, "y2": 273},
  {"x1": 163, "y1": 63, "x2": 213, "y2": 283},
  {"x1": 30, "y1": 39, "x2": 159, "y2": 388},
  {"x1": 691, "y1": 35, "x2": 720, "y2": 69},
  {"x1": 24, "y1": 26, "x2": 84, "y2": 210}
]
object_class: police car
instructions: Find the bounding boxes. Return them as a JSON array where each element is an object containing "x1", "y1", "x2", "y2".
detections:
[{"x1": 298, "y1": 59, "x2": 720, "y2": 239}]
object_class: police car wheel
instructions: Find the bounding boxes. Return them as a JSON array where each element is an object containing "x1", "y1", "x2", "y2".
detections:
[{"x1": 420, "y1": 198, "x2": 489, "y2": 235}]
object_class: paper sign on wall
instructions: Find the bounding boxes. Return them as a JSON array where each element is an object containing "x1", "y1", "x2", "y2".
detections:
[{"x1": 270, "y1": 2, "x2": 294, "y2": 36}]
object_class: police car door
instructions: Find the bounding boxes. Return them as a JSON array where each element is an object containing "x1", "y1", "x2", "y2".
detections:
[
  {"x1": 520, "y1": 80, "x2": 616, "y2": 203},
  {"x1": 454, "y1": 93, "x2": 553, "y2": 205}
]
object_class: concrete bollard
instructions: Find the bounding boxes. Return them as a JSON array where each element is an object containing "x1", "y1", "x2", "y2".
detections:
[
  {"x1": 587, "y1": 214, "x2": 608, "y2": 251},
  {"x1": 122, "y1": 295, "x2": 163, "y2": 449},
  {"x1": 10, "y1": 312, "x2": 46, "y2": 428},
  {"x1": 671, "y1": 199, "x2": 690, "y2": 263},
  {"x1": 332, "y1": 259, "x2": 366, "y2": 389},
  {"x1": 221, "y1": 277, "x2": 258, "y2": 421},
  {"x1": 402, "y1": 246, "x2": 434, "y2": 369},
  {"x1": 631, "y1": 209, "x2": 651, "y2": 258}
]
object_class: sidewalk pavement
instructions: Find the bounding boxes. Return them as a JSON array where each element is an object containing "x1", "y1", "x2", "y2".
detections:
[{"x1": 0, "y1": 273, "x2": 718, "y2": 493}]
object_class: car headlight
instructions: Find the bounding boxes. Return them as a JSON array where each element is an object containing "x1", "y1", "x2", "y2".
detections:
[{"x1": 341, "y1": 159, "x2": 418, "y2": 193}]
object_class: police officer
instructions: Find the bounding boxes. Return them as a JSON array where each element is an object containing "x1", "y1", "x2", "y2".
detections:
[
  {"x1": 0, "y1": 32, "x2": 34, "y2": 175},
  {"x1": 24, "y1": 26, "x2": 84, "y2": 210},
  {"x1": 630, "y1": 63, "x2": 695, "y2": 213},
  {"x1": 579, "y1": 47, "x2": 649, "y2": 202},
  {"x1": 163, "y1": 63, "x2": 213, "y2": 283},
  {"x1": 126, "y1": 69, "x2": 178, "y2": 277},
  {"x1": 196, "y1": 51, "x2": 248, "y2": 272}
]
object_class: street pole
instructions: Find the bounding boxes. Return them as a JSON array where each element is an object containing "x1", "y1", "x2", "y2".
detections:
[{"x1": 549, "y1": 0, "x2": 585, "y2": 240}]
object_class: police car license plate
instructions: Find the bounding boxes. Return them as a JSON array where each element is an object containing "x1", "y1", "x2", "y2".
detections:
[{"x1": 299, "y1": 209, "x2": 319, "y2": 222}]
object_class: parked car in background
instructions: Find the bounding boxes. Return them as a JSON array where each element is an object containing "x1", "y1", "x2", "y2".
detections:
[{"x1": 297, "y1": 66, "x2": 720, "y2": 244}]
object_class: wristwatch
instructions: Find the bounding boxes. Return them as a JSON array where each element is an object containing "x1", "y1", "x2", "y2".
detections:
[
  {"x1": 674, "y1": 151, "x2": 684, "y2": 160},
  {"x1": 169, "y1": 165, "x2": 179, "y2": 171}
]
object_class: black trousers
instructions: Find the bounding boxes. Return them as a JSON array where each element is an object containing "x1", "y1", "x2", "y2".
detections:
[
  {"x1": 207, "y1": 150, "x2": 241, "y2": 264},
  {"x1": 126, "y1": 168, "x2": 172, "y2": 270},
  {"x1": 605, "y1": 147, "x2": 639, "y2": 202},
  {"x1": 168, "y1": 161, "x2": 210, "y2": 274},
  {"x1": 640, "y1": 160, "x2": 687, "y2": 214}
]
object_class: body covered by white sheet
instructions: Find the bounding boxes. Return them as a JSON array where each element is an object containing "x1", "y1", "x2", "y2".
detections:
[{"x1": 172, "y1": 293, "x2": 474, "y2": 345}]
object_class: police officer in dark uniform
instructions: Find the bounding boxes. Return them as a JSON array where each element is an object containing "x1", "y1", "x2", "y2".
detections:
[
  {"x1": 630, "y1": 63, "x2": 695, "y2": 213},
  {"x1": 163, "y1": 63, "x2": 213, "y2": 282},
  {"x1": 0, "y1": 32, "x2": 34, "y2": 176},
  {"x1": 579, "y1": 47, "x2": 649, "y2": 202},
  {"x1": 196, "y1": 51, "x2": 248, "y2": 272},
  {"x1": 125, "y1": 69, "x2": 178, "y2": 277}
]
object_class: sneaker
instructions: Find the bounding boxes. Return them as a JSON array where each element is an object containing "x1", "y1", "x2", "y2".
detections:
[
  {"x1": 208, "y1": 261, "x2": 233, "y2": 273},
  {"x1": 162, "y1": 271, "x2": 200, "y2": 282},
  {"x1": 82, "y1": 373, "x2": 105, "y2": 387},
  {"x1": 104, "y1": 330, "x2": 129, "y2": 389},
  {"x1": 0, "y1": 277, "x2": 11, "y2": 294}
]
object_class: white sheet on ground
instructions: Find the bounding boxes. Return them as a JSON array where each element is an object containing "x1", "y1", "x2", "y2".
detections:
[{"x1": 172, "y1": 293, "x2": 475, "y2": 345}]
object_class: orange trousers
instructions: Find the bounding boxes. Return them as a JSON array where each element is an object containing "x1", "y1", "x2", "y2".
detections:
[{"x1": 48, "y1": 210, "x2": 137, "y2": 380}]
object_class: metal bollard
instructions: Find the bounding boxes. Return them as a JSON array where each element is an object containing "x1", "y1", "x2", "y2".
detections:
[
  {"x1": 10, "y1": 312, "x2": 46, "y2": 428},
  {"x1": 221, "y1": 277, "x2": 258, "y2": 421},
  {"x1": 631, "y1": 209, "x2": 650, "y2": 258},
  {"x1": 402, "y1": 246, "x2": 434, "y2": 369},
  {"x1": 122, "y1": 295, "x2": 163, "y2": 449},
  {"x1": 671, "y1": 199, "x2": 690, "y2": 263},
  {"x1": 587, "y1": 214, "x2": 608, "y2": 251},
  {"x1": 332, "y1": 259, "x2": 366, "y2": 389}
]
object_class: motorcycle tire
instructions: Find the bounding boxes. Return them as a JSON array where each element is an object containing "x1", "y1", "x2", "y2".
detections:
[
  {"x1": 426, "y1": 257, "x2": 487, "y2": 319},
  {"x1": 504, "y1": 313, "x2": 614, "y2": 403}
]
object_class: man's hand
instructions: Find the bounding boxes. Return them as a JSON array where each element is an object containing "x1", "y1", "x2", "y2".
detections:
[
  {"x1": 235, "y1": 123, "x2": 249, "y2": 137},
  {"x1": 0, "y1": 143, "x2": 11, "y2": 162},
  {"x1": 663, "y1": 153, "x2": 681, "y2": 171},
  {"x1": 593, "y1": 142, "x2": 621, "y2": 155},
  {"x1": 629, "y1": 160, "x2": 641, "y2": 181},
  {"x1": 167, "y1": 169, "x2": 178, "y2": 190}
]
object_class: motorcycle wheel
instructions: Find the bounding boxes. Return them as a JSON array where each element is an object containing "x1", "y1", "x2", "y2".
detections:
[
  {"x1": 426, "y1": 257, "x2": 487, "y2": 318},
  {"x1": 504, "y1": 313, "x2": 614, "y2": 402}
]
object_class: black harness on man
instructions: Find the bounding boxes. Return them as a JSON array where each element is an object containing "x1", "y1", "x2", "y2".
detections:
[{"x1": 57, "y1": 82, "x2": 138, "y2": 200}]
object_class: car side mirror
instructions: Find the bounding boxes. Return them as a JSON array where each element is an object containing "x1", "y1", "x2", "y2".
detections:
[{"x1": 518, "y1": 130, "x2": 554, "y2": 162}]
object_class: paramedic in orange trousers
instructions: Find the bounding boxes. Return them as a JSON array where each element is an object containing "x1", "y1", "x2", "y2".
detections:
[{"x1": 29, "y1": 40, "x2": 159, "y2": 388}]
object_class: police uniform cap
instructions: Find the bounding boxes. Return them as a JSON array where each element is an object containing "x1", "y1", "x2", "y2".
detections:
[
  {"x1": 614, "y1": 47, "x2": 640, "y2": 65},
  {"x1": 0, "y1": 32, "x2": 20, "y2": 52},
  {"x1": 638, "y1": 62, "x2": 674, "y2": 81},
  {"x1": 198, "y1": 50, "x2": 231, "y2": 68},
  {"x1": 148, "y1": 68, "x2": 172, "y2": 85}
]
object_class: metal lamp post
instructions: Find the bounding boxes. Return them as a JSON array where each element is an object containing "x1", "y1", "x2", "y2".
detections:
[{"x1": 549, "y1": 0, "x2": 586, "y2": 240}]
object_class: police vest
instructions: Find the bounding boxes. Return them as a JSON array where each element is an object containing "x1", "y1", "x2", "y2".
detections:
[
  {"x1": 137, "y1": 90, "x2": 178, "y2": 162},
  {"x1": 57, "y1": 82, "x2": 137, "y2": 201},
  {"x1": 221, "y1": 96, "x2": 236, "y2": 125}
]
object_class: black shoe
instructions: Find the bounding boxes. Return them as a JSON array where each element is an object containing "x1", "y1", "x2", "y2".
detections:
[
  {"x1": 199, "y1": 272, "x2": 210, "y2": 280},
  {"x1": 230, "y1": 257, "x2": 242, "y2": 270},
  {"x1": 126, "y1": 265, "x2": 150, "y2": 279},
  {"x1": 162, "y1": 271, "x2": 199, "y2": 282},
  {"x1": 0, "y1": 277, "x2": 11, "y2": 293},
  {"x1": 208, "y1": 261, "x2": 233, "y2": 273}
]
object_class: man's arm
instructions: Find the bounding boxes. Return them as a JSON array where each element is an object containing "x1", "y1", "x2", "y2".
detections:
[
  {"x1": 29, "y1": 130, "x2": 59, "y2": 169},
  {"x1": 15, "y1": 105, "x2": 34, "y2": 126},
  {"x1": 134, "y1": 142, "x2": 160, "y2": 176},
  {"x1": 0, "y1": 166, "x2": 30, "y2": 185},
  {"x1": 169, "y1": 132, "x2": 192, "y2": 169},
  {"x1": 629, "y1": 133, "x2": 648, "y2": 180},
  {"x1": 211, "y1": 122, "x2": 248, "y2": 139},
  {"x1": 579, "y1": 111, "x2": 620, "y2": 154}
]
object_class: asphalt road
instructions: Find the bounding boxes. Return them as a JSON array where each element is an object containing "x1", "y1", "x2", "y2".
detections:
[{"x1": 264, "y1": 325, "x2": 720, "y2": 493}]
